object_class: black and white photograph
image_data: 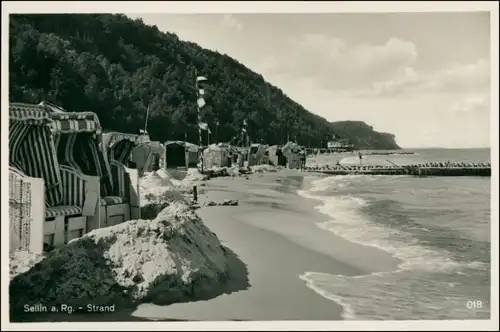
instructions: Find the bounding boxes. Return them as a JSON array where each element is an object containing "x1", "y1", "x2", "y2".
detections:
[{"x1": 2, "y1": 1, "x2": 498, "y2": 331}]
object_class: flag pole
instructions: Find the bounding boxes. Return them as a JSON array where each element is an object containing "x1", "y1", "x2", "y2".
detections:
[
  {"x1": 243, "y1": 119, "x2": 249, "y2": 148},
  {"x1": 215, "y1": 120, "x2": 219, "y2": 144},
  {"x1": 194, "y1": 67, "x2": 203, "y2": 172},
  {"x1": 143, "y1": 104, "x2": 150, "y2": 136},
  {"x1": 184, "y1": 132, "x2": 188, "y2": 168},
  {"x1": 195, "y1": 68, "x2": 201, "y2": 149}
]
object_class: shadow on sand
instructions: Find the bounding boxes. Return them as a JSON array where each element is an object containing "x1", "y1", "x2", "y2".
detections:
[{"x1": 10, "y1": 244, "x2": 250, "y2": 323}]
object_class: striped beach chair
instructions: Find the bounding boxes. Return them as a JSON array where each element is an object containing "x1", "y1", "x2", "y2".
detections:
[
  {"x1": 42, "y1": 107, "x2": 139, "y2": 229},
  {"x1": 101, "y1": 132, "x2": 142, "y2": 223},
  {"x1": 9, "y1": 103, "x2": 98, "y2": 253}
]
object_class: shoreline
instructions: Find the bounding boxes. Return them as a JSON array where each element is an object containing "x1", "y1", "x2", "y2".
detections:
[
  {"x1": 132, "y1": 170, "x2": 400, "y2": 321},
  {"x1": 10, "y1": 168, "x2": 401, "y2": 322}
]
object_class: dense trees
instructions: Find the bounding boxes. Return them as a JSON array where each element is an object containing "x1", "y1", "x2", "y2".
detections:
[{"x1": 9, "y1": 14, "x2": 400, "y2": 149}]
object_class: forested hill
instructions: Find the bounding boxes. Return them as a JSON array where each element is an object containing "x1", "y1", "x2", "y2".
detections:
[
  {"x1": 9, "y1": 14, "x2": 400, "y2": 149},
  {"x1": 330, "y1": 121, "x2": 400, "y2": 150}
]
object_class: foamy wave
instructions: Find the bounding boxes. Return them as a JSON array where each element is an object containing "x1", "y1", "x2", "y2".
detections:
[
  {"x1": 297, "y1": 176, "x2": 488, "y2": 274},
  {"x1": 299, "y1": 272, "x2": 357, "y2": 320},
  {"x1": 299, "y1": 270, "x2": 491, "y2": 320},
  {"x1": 307, "y1": 175, "x2": 379, "y2": 193},
  {"x1": 296, "y1": 175, "x2": 490, "y2": 320}
]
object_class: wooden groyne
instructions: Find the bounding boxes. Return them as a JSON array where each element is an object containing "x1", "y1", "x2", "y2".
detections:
[
  {"x1": 358, "y1": 151, "x2": 416, "y2": 156},
  {"x1": 306, "y1": 162, "x2": 491, "y2": 177}
]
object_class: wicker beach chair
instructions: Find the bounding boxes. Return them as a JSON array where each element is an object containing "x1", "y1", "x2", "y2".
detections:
[
  {"x1": 101, "y1": 132, "x2": 142, "y2": 222},
  {"x1": 44, "y1": 106, "x2": 141, "y2": 229},
  {"x1": 9, "y1": 103, "x2": 99, "y2": 253}
]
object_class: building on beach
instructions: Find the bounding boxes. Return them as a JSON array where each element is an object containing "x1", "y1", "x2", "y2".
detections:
[{"x1": 326, "y1": 136, "x2": 355, "y2": 153}]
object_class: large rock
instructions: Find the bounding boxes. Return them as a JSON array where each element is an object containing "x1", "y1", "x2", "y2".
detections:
[{"x1": 10, "y1": 202, "x2": 248, "y2": 318}]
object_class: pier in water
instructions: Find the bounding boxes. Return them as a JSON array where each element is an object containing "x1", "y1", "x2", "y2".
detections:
[{"x1": 306, "y1": 162, "x2": 491, "y2": 177}]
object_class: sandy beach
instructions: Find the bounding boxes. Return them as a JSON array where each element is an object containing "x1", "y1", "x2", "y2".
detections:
[
  {"x1": 11, "y1": 169, "x2": 401, "y2": 323},
  {"x1": 131, "y1": 169, "x2": 399, "y2": 321}
]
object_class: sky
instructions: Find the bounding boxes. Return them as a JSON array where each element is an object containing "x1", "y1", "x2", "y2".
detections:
[{"x1": 127, "y1": 11, "x2": 492, "y2": 148}]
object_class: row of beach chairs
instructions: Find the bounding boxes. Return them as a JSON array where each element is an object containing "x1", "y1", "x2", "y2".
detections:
[{"x1": 8, "y1": 102, "x2": 164, "y2": 253}]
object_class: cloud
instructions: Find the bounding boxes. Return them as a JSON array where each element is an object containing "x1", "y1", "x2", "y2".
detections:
[
  {"x1": 262, "y1": 34, "x2": 418, "y2": 90},
  {"x1": 362, "y1": 66, "x2": 421, "y2": 97},
  {"x1": 258, "y1": 33, "x2": 489, "y2": 99},
  {"x1": 220, "y1": 14, "x2": 243, "y2": 31},
  {"x1": 449, "y1": 94, "x2": 490, "y2": 116},
  {"x1": 421, "y1": 59, "x2": 490, "y2": 93},
  {"x1": 358, "y1": 58, "x2": 490, "y2": 97}
]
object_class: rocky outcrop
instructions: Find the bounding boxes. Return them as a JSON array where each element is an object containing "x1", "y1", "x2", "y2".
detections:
[{"x1": 10, "y1": 202, "x2": 249, "y2": 319}]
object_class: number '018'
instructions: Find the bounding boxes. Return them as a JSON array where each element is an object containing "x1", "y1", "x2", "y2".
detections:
[{"x1": 466, "y1": 300, "x2": 483, "y2": 309}]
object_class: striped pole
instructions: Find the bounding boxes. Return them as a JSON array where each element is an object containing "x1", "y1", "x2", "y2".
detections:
[
  {"x1": 195, "y1": 69, "x2": 208, "y2": 171},
  {"x1": 243, "y1": 119, "x2": 248, "y2": 148},
  {"x1": 195, "y1": 68, "x2": 201, "y2": 149}
]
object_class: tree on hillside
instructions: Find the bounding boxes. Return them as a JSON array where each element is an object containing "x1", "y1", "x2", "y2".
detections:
[{"x1": 9, "y1": 14, "x2": 400, "y2": 149}]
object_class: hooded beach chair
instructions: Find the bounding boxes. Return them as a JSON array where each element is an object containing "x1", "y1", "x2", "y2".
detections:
[
  {"x1": 130, "y1": 136, "x2": 162, "y2": 176},
  {"x1": 43, "y1": 104, "x2": 140, "y2": 229},
  {"x1": 9, "y1": 103, "x2": 100, "y2": 253},
  {"x1": 101, "y1": 132, "x2": 141, "y2": 222}
]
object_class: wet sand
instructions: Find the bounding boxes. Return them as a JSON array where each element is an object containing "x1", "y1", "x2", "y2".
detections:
[{"x1": 132, "y1": 170, "x2": 399, "y2": 321}]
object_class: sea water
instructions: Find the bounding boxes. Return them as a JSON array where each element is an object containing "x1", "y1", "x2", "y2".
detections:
[{"x1": 297, "y1": 148, "x2": 491, "y2": 320}]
